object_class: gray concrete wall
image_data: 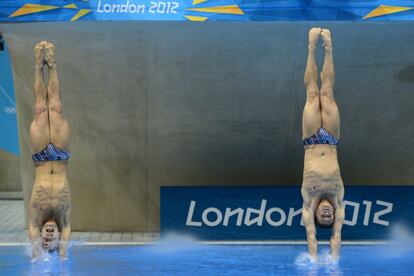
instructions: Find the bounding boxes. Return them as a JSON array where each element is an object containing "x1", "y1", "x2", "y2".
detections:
[
  {"x1": 0, "y1": 150, "x2": 20, "y2": 191},
  {"x1": 1, "y1": 22, "x2": 413, "y2": 231}
]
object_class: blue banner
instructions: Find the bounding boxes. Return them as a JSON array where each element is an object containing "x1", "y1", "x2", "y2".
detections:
[
  {"x1": 0, "y1": 40, "x2": 19, "y2": 155},
  {"x1": 2, "y1": 1, "x2": 414, "y2": 22},
  {"x1": 161, "y1": 186, "x2": 414, "y2": 240}
]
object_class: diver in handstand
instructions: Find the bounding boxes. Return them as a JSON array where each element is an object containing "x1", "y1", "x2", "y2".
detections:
[
  {"x1": 301, "y1": 28, "x2": 345, "y2": 261},
  {"x1": 29, "y1": 41, "x2": 71, "y2": 260}
]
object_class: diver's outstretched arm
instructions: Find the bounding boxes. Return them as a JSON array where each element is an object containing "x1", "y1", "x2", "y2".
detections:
[
  {"x1": 59, "y1": 224, "x2": 71, "y2": 260},
  {"x1": 58, "y1": 207, "x2": 71, "y2": 260},
  {"x1": 29, "y1": 219, "x2": 41, "y2": 261},
  {"x1": 330, "y1": 200, "x2": 344, "y2": 260},
  {"x1": 302, "y1": 204, "x2": 318, "y2": 258}
]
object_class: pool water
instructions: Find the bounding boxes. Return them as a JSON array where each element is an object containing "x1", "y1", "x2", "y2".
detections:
[{"x1": 0, "y1": 244, "x2": 413, "y2": 275}]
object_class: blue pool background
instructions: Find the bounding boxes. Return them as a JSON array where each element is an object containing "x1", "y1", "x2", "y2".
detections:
[{"x1": 1, "y1": 244, "x2": 414, "y2": 275}]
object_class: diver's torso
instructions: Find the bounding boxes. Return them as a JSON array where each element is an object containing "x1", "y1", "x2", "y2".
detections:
[
  {"x1": 302, "y1": 144, "x2": 343, "y2": 198},
  {"x1": 30, "y1": 161, "x2": 70, "y2": 222}
]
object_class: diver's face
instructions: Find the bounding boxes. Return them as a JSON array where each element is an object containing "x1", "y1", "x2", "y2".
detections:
[
  {"x1": 315, "y1": 200, "x2": 334, "y2": 226},
  {"x1": 41, "y1": 221, "x2": 59, "y2": 251}
]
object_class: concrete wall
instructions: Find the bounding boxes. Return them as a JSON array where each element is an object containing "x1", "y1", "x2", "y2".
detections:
[
  {"x1": 0, "y1": 150, "x2": 20, "y2": 191},
  {"x1": 1, "y1": 22, "x2": 413, "y2": 231}
]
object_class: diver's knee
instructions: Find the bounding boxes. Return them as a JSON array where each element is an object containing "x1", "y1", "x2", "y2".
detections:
[
  {"x1": 34, "y1": 102, "x2": 47, "y2": 116},
  {"x1": 48, "y1": 101, "x2": 63, "y2": 114},
  {"x1": 306, "y1": 88, "x2": 319, "y2": 101},
  {"x1": 320, "y1": 88, "x2": 334, "y2": 99}
]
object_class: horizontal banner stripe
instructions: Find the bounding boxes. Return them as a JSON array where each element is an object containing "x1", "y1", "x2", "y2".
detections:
[{"x1": 2, "y1": 1, "x2": 414, "y2": 22}]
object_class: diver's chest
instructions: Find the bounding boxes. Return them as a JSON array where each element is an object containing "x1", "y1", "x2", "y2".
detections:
[
  {"x1": 32, "y1": 183, "x2": 70, "y2": 205},
  {"x1": 36, "y1": 201, "x2": 68, "y2": 214},
  {"x1": 305, "y1": 180, "x2": 341, "y2": 197}
]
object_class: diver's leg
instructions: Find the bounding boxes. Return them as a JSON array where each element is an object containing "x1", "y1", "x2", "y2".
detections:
[
  {"x1": 44, "y1": 42, "x2": 70, "y2": 150},
  {"x1": 30, "y1": 41, "x2": 50, "y2": 153},
  {"x1": 320, "y1": 29, "x2": 340, "y2": 139},
  {"x1": 302, "y1": 28, "x2": 322, "y2": 140}
]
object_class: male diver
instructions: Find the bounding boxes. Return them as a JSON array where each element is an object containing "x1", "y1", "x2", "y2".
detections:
[
  {"x1": 29, "y1": 41, "x2": 71, "y2": 260},
  {"x1": 301, "y1": 28, "x2": 345, "y2": 261}
]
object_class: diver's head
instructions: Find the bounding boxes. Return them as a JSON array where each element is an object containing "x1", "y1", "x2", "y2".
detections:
[
  {"x1": 315, "y1": 199, "x2": 334, "y2": 228},
  {"x1": 41, "y1": 219, "x2": 60, "y2": 251}
]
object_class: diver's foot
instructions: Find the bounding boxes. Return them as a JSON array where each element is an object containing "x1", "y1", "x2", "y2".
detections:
[
  {"x1": 308, "y1": 27, "x2": 321, "y2": 50},
  {"x1": 321, "y1": 29, "x2": 332, "y2": 51},
  {"x1": 44, "y1": 41, "x2": 56, "y2": 68},
  {"x1": 34, "y1": 41, "x2": 46, "y2": 68}
]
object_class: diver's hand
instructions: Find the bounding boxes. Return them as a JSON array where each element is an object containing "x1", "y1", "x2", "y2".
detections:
[
  {"x1": 59, "y1": 242, "x2": 68, "y2": 261},
  {"x1": 59, "y1": 251, "x2": 68, "y2": 261},
  {"x1": 329, "y1": 231, "x2": 342, "y2": 263},
  {"x1": 330, "y1": 254, "x2": 339, "y2": 263},
  {"x1": 31, "y1": 256, "x2": 39, "y2": 263},
  {"x1": 31, "y1": 245, "x2": 41, "y2": 263}
]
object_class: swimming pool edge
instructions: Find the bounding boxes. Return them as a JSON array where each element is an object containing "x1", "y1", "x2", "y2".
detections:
[{"x1": 0, "y1": 240, "x2": 392, "y2": 247}]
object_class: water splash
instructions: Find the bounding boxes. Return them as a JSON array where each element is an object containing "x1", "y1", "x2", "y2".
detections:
[
  {"x1": 295, "y1": 250, "x2": 338, "y2": 266},
  {"x1": 147, "y1": 232, "x2": 200, "y2": 254},
  {"x1": 384, "y1": 223, "x2": 414, "y2": 258},
  {"x1": 390, "y1": 223, "x2": 414, "y2": 245},
  {"x1": 24, "y1": 238, "x2": 74, "y2": 263},
  {"x1": 23, "y1": 239, "x2": 70, "y2": 276},
  {"x1": 29, "y1": 255, "x2": 69, "y2": 276},
  {"x1": 25, "y1": 244, "x2": 59, "y2": 263},
  {"x1": 295, "y1": 252, "x2": 318, "y2": 266},
  {"x1": 295, "y1": 250, "x2": 341, "y2": 276}
]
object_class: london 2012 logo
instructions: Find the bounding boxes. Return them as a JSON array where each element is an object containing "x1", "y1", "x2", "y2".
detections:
[
  {"x1": 185, "y1": 199, "x2": 393, "y2": 228},
  {"x1": 96, "y1": 0, "x2": 181, "y2": 15}
]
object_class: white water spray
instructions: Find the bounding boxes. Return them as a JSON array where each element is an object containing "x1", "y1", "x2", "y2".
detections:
[
  {"x1": 295, "y1": 250, "x2": 338, "y2": 266},
  {"x1": 384, "y1": 223, "x2": 414, "y2": 258},
  {"x1": 147, "y1": 232, "x2": 200, "y2": 253}
]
